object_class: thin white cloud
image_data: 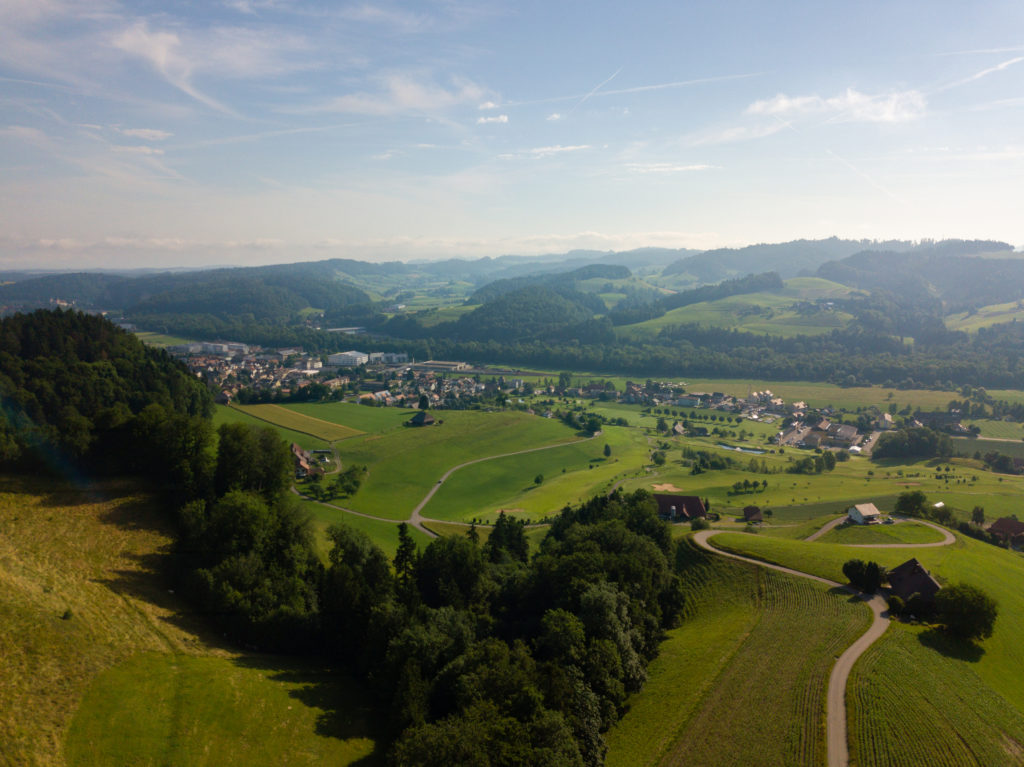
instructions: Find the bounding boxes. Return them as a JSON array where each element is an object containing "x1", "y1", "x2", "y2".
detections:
[
  {"x1": 477, "y1": 100, "x2": 498, "y2": 110},
  {"x1": 499, "y1": 144, "x2": 591, "y2": 159},
  {"x1": 686, "y1": 122, "x2": 786, "y2": 146},
  {"x1": 476, "y1": 114, "x2": 508, "y2": 124},
  {"x1": 747, "y1": 88, "x2": 927, "y2": 123},
  {"x1": 340, "y1": 4, "x2": 428, "y2": 32},
  {"x1": 112, "y1": 145, "x2": 165, "y2": 155},
  {"x1": 502, "y1": 72, "x2": 763, "y2": 109},
  {"x1": 115, "y1": 127, "x2": 173, "y2": 141},
  {"x1": 624, "y1": 162, "x2": 717, "y2": 173},
  {"x1": 297, "y1": 75, "x2": 484, "y2": 115},
  {"x1": 546, "y1": 113, "x2": 562, "y2": 121}
]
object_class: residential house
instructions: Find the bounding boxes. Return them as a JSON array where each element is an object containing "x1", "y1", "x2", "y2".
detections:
[
  {"x1": 887, "y1": 558, "x2": 942, "y2": 603},
  {"x1": 988, "y1": 517, "x2": 1024, "y2": 544},
  {"x1": 653, "y1": 494, "x2": 706, "y2": 522},
  {"x1": 407, "y1": 411, "x2": 436, "y2": 427},
  {"x1": 848, "y1": 502, "x2": 882, "y2": 525},
  {"x1": 742, "y1": 505, "x2": 763, "y2": 523}
]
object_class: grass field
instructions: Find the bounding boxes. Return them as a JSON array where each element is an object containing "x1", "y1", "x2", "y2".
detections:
[
  {"x1": 605, "y1": 539, "x2": 871, "y2": 767},
  {"x1": 945, "y1": 301, "x2": 1024, "y2": 333},
  {"x1": 0, "y1": 476, "x2": 381, "y2": 767},
  {"x1": 332, "y1": 410, "x2": 582, "y2": 520},
  {"x1": 66, "y1": 654, "x2": 380, "y2": 767},
  {"x1": 134, "y1": 331, "x2": 194, "y2": 347},
  {"x1": 418, "y1": 425, "x2": 648, "y2": 522},
  {"x1": 282, "y1": 402, "x2": 412, "y2": 435},
  {"x1": 818, "y1": 520, "x2": 947, "y2": 545},
  {"x1": 848, "y1": 623, "x2": 1024, "y2": 767},
  {"x1": 296, "y1": 497, "x2": 430, "y2": 559},
  {"x1": 707, "y1": 532, "x2": 1024, "y2": 715},
  {"x1": 962, "y1": 419, "x2": 1024, "y2": 440},
  {"x1": 232, "y1": 403, "x2": 364, "y2": 442},
  {"x1": 214, "y1": 404, "x2": 329, "y2": 452}
]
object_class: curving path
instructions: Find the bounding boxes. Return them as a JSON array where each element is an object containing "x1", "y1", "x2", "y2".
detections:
[
  {"x1": 295, "y1": 434, "x2": 596, "y2": 538},
  {"x1": 693, "y1": 522, "x2": 956, "y2": 767},
  {"x1": 408, "y1": 434, "x2": 595, "y2": 536}
]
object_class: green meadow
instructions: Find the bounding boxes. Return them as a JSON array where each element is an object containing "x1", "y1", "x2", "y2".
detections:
[
  {"x1": 214, "y1": 404, "x2": 329, "y2": 452},
  {"x1": 296, "y1": 498, "x2": 431, "y2": 559},
  {"x1": 419, "y1": 425, "x2": 649, "y2": 523},
  {"x1": 330, "y1": 410, "x2": 582, "y2": 520},
  {"x1": 945, "y1": 300, "x2": 1024, "y2": 333},
  {"x1": 66, "y1": 654, "x2": 380, "y2": 767},
  {"x1": 818, "y1": 520, "x2": 947, "y2": 545}
]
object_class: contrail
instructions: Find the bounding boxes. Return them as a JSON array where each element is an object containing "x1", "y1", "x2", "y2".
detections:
[{"x1": 566, "y1": 67, "x2": 623, "y2": 115}]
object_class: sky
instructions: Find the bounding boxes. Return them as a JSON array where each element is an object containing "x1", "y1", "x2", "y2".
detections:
[{"x1": 1, "y1": 0, "x2": 1023, "y2": 269}]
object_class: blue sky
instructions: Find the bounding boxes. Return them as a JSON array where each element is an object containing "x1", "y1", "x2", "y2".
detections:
[{"x1": 1, "y1": 0, "x2": 1023, "y2": 268}]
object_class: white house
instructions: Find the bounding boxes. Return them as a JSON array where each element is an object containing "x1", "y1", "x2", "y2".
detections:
[
  {"x1": 848, "y1": 502, "x2": 881, "y2": 525},
  {"x1": 328, "y1": 350, "x2": 369, "y2": 367}
]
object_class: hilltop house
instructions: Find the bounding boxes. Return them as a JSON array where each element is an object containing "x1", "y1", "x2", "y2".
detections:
[
  {"x1": 653, "y1": 494, "x2": 706, "y2": 522},
  {"x1": 887, "y1": 558, "x2": 942, "y2": 603},
  {"x1": 742, "y1": 505, "x2": 763, "y2": 523},
  {"x1": 848, "y1": 502, "x2": 881, "y2": 525}
]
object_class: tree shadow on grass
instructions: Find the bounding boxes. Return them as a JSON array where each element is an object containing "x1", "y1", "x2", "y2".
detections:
[
  {"x1": 917, "y1": 626, "x2": 985, "y2": 662},
  {"x1": 230, "y1": 655, "x2": 387, "y2": 765}
]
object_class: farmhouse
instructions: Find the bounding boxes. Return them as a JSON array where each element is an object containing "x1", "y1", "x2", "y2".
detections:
[
  {"x1": 742, "y1": 505, "x2": 763, "y2": 523},
  {"x1": 988, "y1": 517, "x2": 1024, "y2": 544},
  {"x1": 407, "y1": 411, "x2": 436, "y2": 427},
  {"x1": 887, "y1": 558, "x2": 942, "y2": 603},
  {"x1": 291, "y1": 443, "x2": 312, "y2": 478},
  {"x1": 653, "y1": 494, "x2": 706, "y2": 522},
  {"x1": 847, "y1": 502, "x2": 881, "y2": 525}
]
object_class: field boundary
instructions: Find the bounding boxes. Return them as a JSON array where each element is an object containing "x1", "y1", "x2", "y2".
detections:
[{"x1": 229, "y1": 403, "x2": 362, "y2": 443}]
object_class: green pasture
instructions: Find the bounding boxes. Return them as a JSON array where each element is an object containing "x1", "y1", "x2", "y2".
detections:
[
  {"x1": 295, "y1": 498, "x2": 430, "y2": 559},
  {"x1": 213, "y1": 405, "x2": 329, "y2": 452},
  {"x1": 282, "y1": 401, "x2": 413, "y2": 435},
  {"x1": 945, "y1": 300, "x2": 1024, "y2": 333},
  {"x1": 419, "y1": 425, "x2": 648, "y2": 523},
  {"x1": 606, "y1": 539, "x2": 870, "y2": 767},
  {"x1": 848, "y1": 622, "x2": 1024, "y2": 767},
  {"x1": 419, "y1": 520, "x2": 551, "y2": 552},
  {"x1": 66, "y1": 653, "x2": 380, "y2": 767},
  {"x1": 134, "y1": 331, "x2": 194, "y2": 347},
  {"x1": 962, "y1": 419, "x2": 1024, "y2": 440},
  {"x1": 818, "y1": 520, "x2": 947, "y2": 545},
  {"x1": 332, "y1": 410, "x2": 581, "y2": 520},
  {"x1": 957, "y1": 435, "x2": 1024, "y2": 459},
  {"x1": 707, "y1": 532, "x2": 1024, "y2": 713},
  {"x1": 233, "y1": 403, "x2": 364, "y2": 441}
]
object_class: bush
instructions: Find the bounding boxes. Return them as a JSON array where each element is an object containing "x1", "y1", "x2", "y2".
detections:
[
  {"x1": 887, "y1": 594, "x2": 905, "y2": 616},
  {"x1": 690, "y1": 517, "x2": 710, "y2": 531}
]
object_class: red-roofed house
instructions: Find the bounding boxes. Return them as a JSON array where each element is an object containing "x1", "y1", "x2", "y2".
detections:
[{"x1": 653, "y1": 494, "x2": 706, "y2": 522}]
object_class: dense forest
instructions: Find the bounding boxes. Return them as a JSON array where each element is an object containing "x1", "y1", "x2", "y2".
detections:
[{"x1": 0, "y1": 310, "x2": 693, "y2": 766}]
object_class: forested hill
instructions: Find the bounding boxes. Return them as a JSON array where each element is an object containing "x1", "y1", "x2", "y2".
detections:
[
  {"x1": 661, "y1": 237, "x2": 909, "y2": 282},
  {"x1": 816, "y1": 241, "x2": 1019, "y2": 309},
  {"x1": 0, "y1": 309, "x2": 210, "y2": 497},
  {"x1": 469, "y1": 264, "x2": 631, "y2": 304}
]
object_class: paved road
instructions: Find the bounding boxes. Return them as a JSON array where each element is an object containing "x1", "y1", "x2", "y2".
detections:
[{"x1": 693, "y1": 523, "x2": 956, "y2": 767}]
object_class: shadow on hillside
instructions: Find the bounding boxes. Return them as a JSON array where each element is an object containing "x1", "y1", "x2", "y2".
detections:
[
  {"x1": 918, "y1": 627, "x2": 985, "y2": 662},
  {"x1": 231, "y1": 655, "x2": 386, "y2": 765}
]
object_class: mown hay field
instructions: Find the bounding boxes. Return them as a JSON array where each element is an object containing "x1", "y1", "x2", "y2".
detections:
[
  {"x1": 231, "y1": 403, "x2": 363, "y2": 442},
  {"x1": 818, "y1": 520, "x2": 947, "y2": 545}
]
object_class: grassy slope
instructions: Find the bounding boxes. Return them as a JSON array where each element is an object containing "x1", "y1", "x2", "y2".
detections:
[
  {"x1": 605, "y1": 540, "x2": 871, "y2": 767},
  {"x1": 418, "y1": 425, "x2": 648, "y2": 523},
  {"x1": 332, "y1": 410, "x2": 582, "y2": 520},
  {"x1": 232, "y1": 403, "x2": 363, "y2": 441},
  {"x1": 708, "y1": 532, "x2": 1024, "y2": 714},
  {"x1": 0, "y1": 477, "x2": 380, "y2": 767},
  {"x1": 296, "y1": 497, "x2": 431, "y2": 559},
  {"x1": 616, "y1": 278, "x2": 857, "y2": 340},
  {"x1": 282, "y1": 402, "x2": 412, "y2": 435},
  {"x1": 818, "y1": 520, "x2": 947, "y2": 545},
  {"x1": 945, "y1": 301, "x2": 1024, "y2": 333},
  {"x1": 214, "y1": 404, "x2": 329, "y2": 452}
]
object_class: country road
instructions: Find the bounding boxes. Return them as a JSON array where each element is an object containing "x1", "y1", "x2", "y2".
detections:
[{"x1": 692, "y1": 522, "x2": 956, "y2": 767}]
